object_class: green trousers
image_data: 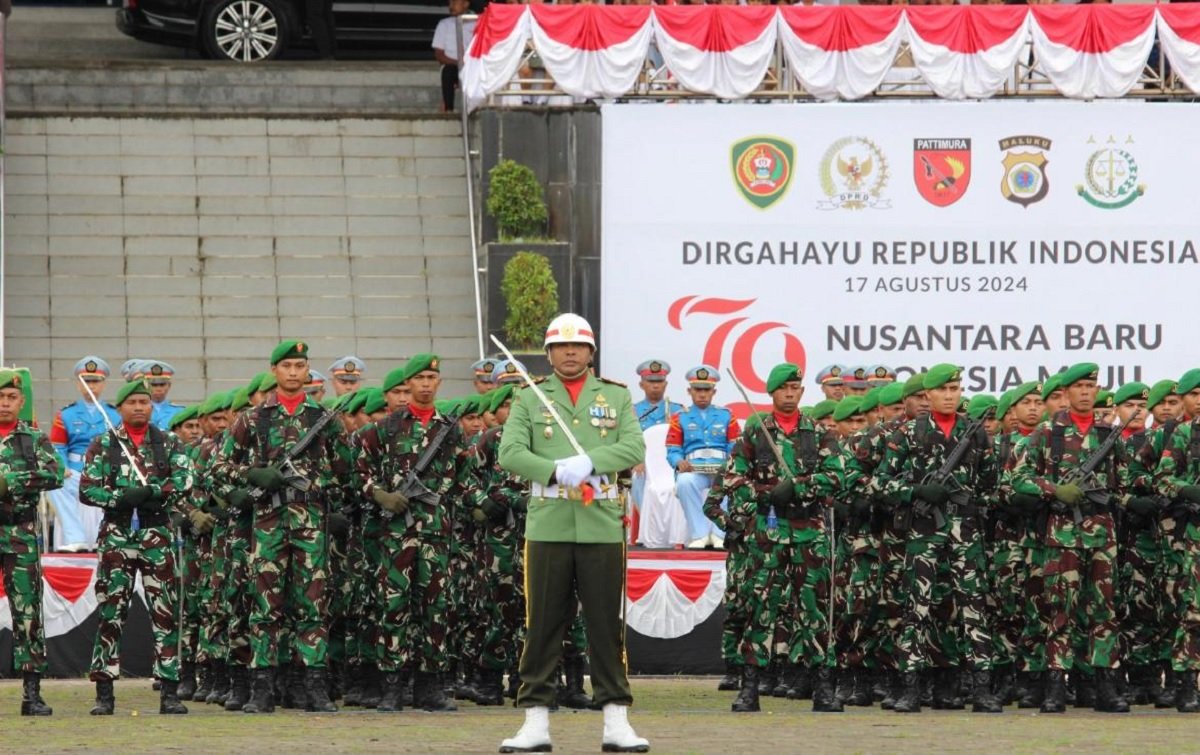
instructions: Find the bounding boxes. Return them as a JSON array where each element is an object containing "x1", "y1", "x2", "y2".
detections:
[{"x1": 517, "y1": 540, "x2": 632, "y2": 708}]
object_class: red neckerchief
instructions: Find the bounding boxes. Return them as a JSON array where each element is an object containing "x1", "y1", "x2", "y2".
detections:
[
  {"x1": 0, "y1": 421, "x2": 17, "y2": 439},
  {"x1": 125, "y1": 424, "x2": 149, "y2": 448},
  {"x1": 932, "y1": 411, "x2": 957, "y2": 440},
  {"x1": 561, "y1": 375, "x2": 587, "y2": 405},
  {"x1": 1069, "y1": 411, "x2": 1094, "y2": 436},
  {"x1": 774, "y1": 411, "x2": 799, "y2": 435},
  {"x1": 410, "y1": 404, "x2": 435, "y2": 428},
  {"x1": 1122, "y1": 425, "x2": 1138, "y2": 439},
  {"x1": 1017, "y1": 426, "x2": 1035, "y2": 437},
  {"x1": 277, "y1": 390, "x2": 305, "y2": 416}
]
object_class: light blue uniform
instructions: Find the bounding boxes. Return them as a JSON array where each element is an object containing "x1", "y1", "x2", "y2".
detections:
[
  {"x1": 631, "y1": 398, "x2": 679, "y2": 511},
  {"x1": 50, "y1": 399, "x2": 121, "y2": 547},
  {"x1": 152, "y1": 400, "x2": 184, "y2": 430},
  {"x1": 667, "y1": 405, "x2": 736, "y2": 542}
]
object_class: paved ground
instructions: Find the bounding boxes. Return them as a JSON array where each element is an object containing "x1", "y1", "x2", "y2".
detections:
[{"x1": 0, "y1": 677, "x2": 1195, "y2": 754}]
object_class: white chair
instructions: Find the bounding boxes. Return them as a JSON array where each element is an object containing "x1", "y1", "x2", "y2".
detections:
[{"x1": 637, "y1": 424, "x2": 689, "y2": 549}]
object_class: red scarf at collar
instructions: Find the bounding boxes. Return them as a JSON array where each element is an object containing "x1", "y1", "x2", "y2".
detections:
[
  {"x1": 1017, "y1": 426, "x2": 1035, "y2": 437},
  {"x1": 410, "y1": 404, "x2": 435, "y2": 428},
  {"x1": 277, "y1": 391, "x2": 306, "y2": 416},
  {"x1": 0, "y1": 421, "x2": 17, "y2": 439},
  {"x1": 774, "y1": 411, "x2": 799, "y2": 435},
  {"x1": 561, "y1": 375, "x2": 587, "y2": 405},
  {"x1": 1069, "y1": 411, "x2": 1094, "y2": 436},
  {"x1": 125, "y1": 424, "x2": 149, "y2": 448},
  {"x1": 932, "y1": 411, "x2": 957, "y2": 440}
]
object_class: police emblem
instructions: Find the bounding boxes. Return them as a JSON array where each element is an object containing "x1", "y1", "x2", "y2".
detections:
[
  {"x1": 818, "y1": 137, "x2": 890, "y2": 211},
  {"x1": 1077, "y1": 137, "x2": 1145, "y2": 210},
  {"x1": 696, "y1": 368, "x2": 710, "y2": 381},
  {"x1": 913, "y1": 138, "x2": 971, "y2": 207},
  {"x1": 999, "y1": 135, "x2": 1050, "y2": 208},
  {"x1": 649, "y1": 361, "x2": 662, "y2": 373},
  {"x1": 731, "y1": 136, "x2": 795, "y2": 210},
  {"x1": 85, "y1": 361, "x2": 98, "y2": 374},
  {"x1": 150, "y1": 364, "x2": 164, "y2": 376}
]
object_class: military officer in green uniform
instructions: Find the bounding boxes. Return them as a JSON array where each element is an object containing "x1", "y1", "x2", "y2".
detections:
[{"x1": 498, "y1": 313, "x2": 648, "y2": 754}]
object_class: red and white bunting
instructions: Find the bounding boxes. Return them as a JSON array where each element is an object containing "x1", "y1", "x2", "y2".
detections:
[
  {"x1": 906, "y1": 5, "x2": 1030, "y2": 100},
  {"x1": 1157, "y1": 5, "x2": 1200, "y2": 95},
  {"x1": 1028, "y1": 5, "x2": 1156, "y2": 99},
  {"x1": 625, "y1": 552, "x2": 726, "y2": 640},
  {"x1": 779, "y1": 6, "x2": 905, "y2": 102},
  {"x1": 653, "y1": 6, "x2": 779, "y2": 100},
  {"x1": 529, "y1": 5, "x2": 653, "y2": 100}
]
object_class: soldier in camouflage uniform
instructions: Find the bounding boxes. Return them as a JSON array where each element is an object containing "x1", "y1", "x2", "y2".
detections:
[
  {"x1": 879, "y1": 364, "x2": 1001, "y2": 714},
  {"x1": 0, "y1": 369, "x2": 63, "y2": 716},
  {"x1": 168, "y1": 405, "x2": 208, "y2": 702},
  {"x1": 356, "y1": 354, "x2": 480, "y2": 712},
  {"x1": 80, "y1": 378, "x2": 199, "y2": 715},
  {"x1": 1010, "y1": 362, "x2": 1130, "y2": 713},
  {"x1": 1152, "y1": 368, "x2": 1200, "y2": 712},
  {"x1": 719, "y1": 363, "x2": 843, "y2": 713},
  {"x1": 706, "y1": 462, "x2": 751, "y2": 694},
  {"x1": 212, "y1": 340, "x2": 345, "y2": 714}
]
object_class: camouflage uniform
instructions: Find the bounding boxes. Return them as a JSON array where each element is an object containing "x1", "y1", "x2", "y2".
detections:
[
  {"x1": 705, "y1": 471, "x2": 751, "y2": 674},
  {"x1": 1116, "y1": 430, "x2": 1166, "y2": 671},
  {"x1": 0, "y1": 422, "x2": 63, "y2": 673},
  {"x1": 837, "y1": 426, "x2": 886, "y2": 674},
  {"x1": 211, "y1": 394, "x2": 344, "y2": 672},
  {"x1": 80, "y1": 425, "x2": 195, "y2": 682},
  {"x1": 1139, "y1": 421, "x2": 1186, "y2": 668},
  {"x1": 1152, "y1": 418, "x2": 1200, "y2": 673}
]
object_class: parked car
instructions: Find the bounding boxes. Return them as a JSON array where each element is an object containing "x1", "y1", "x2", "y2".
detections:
[{"x1": 117, "y1": 0, "x2": 483, "y2": 62}]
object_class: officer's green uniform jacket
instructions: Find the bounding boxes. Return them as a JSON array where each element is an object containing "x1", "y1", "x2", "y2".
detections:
[{"x1": 499, "y1": 373, "x2": 645, "y2": 544}]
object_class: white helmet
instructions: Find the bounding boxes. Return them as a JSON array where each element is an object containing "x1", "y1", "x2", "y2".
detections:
[{"x1": 544, "y1": 313, "x2": 596, "y2": 349}]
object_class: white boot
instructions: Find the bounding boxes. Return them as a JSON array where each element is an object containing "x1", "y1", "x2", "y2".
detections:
[
  {"x1": 499, "y1": 706, "x2": 552, "y2": 753},
  {"x1": 601, "y1": 703, "x2": 650, "y2": 753}
]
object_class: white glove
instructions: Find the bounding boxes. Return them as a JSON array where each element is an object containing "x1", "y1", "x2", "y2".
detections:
[{"x1": 556, "y1": 454, "x2": 594, "y2": 488}]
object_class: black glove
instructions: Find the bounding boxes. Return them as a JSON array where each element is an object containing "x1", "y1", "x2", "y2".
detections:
[
  {"x1": 227, "y1": 489, "x2": 252, "y2": 512},
  {"x1": 511, "y1": 498, "x2": 528, "y2": 514},
  {"x1": 1008, "y1": 492, "x2": 1042, "y2": 516},
  {"x1": 481, "y1": 498, "x2": 506, "y2": 522},
  {"x1": 1126, "y1": 496, "x2": 1160, "y2": 516},
  {"x1": 141, "y1": 490, "x2": 167, "y2": 512},
  {"x1": 327, "y1": 512, "x2": 351, "y2": 539},
  {"x1": 913, "y1": 483, "x2": 950, "y2": 506},
  {"x1": 833, "y1": 500, "x2": 850, "y2": 520},
  {"x1": 768, "y1": 479, "x2": 796, "y2": 511},
  {"x1": 851, "y1": 495, "x2": 872, "y2": 517},
  {"x1": 246, "y1": 465, "x2": 286, "y2": 493},
  {"x1": 1179, "y1": 486, "x2": 1200, "y2": 505},
  {"x1": 117, "y1": 485, "x2": 153, "y2": 511}
]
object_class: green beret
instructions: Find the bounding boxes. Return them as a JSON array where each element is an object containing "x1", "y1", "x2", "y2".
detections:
[
  {"x1": 995, "y1": 390, "x2": 1016, "y2": 421},
  {"x1": 404, "y1": 353, "x2": 441, "y2": 381},
  {"x1": 966, "y1": 394, "x2": 998, "y2": 420},
  {"x1": 902, "y1": 373, "x2": 928, "y2": 399},
  {"x1": 1095, "y1": 390, "x2": 1114, "y2": 409},
  {"x1": 923, "y1": 363, "x2": 964, "y2": 391},
  {"x1": 859, "y1": 388, "x2": 881, "y2": 414},
  {"x1": 361, "y1": 388, "x2": 387, "y2": 416},
  {"x1": 270, "y1": 339, "x2": 310, "y2": 366},
  {"x1": 1113, "y1": 381, "x2": 1149, "y2": 406},
  {"x1": 833, "y1": 395, "x2": 865, "y2": 422},
  {"x1": 219, "y1": 391, "x2": 236, "y2": 411},
  {"x1": 382, "y1": 366, "x2": 409, "y2": 393},
  {"x1": 809, "y1": 399, "x2": 837, "y2": 421},
  {"x1": 1061, "y1": 362, "x2": 1100, "y2": 388},
  {"x1": 321, "y1": 395, "x2": 340, "y2": 410},
  {"x1": 434, "y1": 398, "x2": 458, "y2": 416},
  {"x1": 258, "y1": 373, "x2": 278, "y2": 393},
  {"x1": 115, "y1": 379, "x2": 151, "y2": 406},
  {"x1": 167, "y1": 405, "x2": 198, "y2": 430},
  {"x1": 766, "y1": 363, "x2": 803, "y2": 394},
  {"x1": 997, "y1": 381, "x2": 1040, "y2": 420},
  {"x1": 1041, "y1": 372, "x2": 1065, "y2": 400},
  {"x1": 247, "y1": 372, "x2": 268, "y2": 395},
  {"x1": 230, "y1": 385, "x2": 253, "y2": 413},
  {"x1": 1147, "y1": 379, "x2": 1178, "y2": 410},
  {"x1": 197, "y1": 393, "x2": 220, "y2": 417},
  {"x1": 878, "y1": 382, "x2": 905, "y2": 407},
  {"x1": 0, "y1": 369, "x2": 22, "y2": 391},
  {"x1": 1177, "y1": 368, "x2": 1200, "y2": 396},
  {"x1": 345, "y1": 391, "x2": 369, "y2": 415},
  {"x1": 462, "y1": 395, "x2": 488, "y2": 416},
  {"x1": 489, "y1": 385, "x2": 515, "y2": 414}
]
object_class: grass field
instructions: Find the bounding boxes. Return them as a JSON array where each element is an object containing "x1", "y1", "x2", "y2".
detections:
[{"x1": 0, "y1": 677, "x2": 1195, "y2": 753}]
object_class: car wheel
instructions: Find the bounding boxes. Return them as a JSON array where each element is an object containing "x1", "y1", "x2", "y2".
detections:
[{"x1": 202, "y1": 0, "x2": 291, "y2": 63}]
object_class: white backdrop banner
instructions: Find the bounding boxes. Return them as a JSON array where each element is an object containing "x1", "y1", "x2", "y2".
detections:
[{"x1": 600, "y1": 101, "x2": 1197, "y2": 417}]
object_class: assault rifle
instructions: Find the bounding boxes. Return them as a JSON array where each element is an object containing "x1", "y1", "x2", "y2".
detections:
[
  {"x1": 384, "y1": 410, "x2": 462, "y2": 527},
  {"x1": 247, "y1": 407, "x2": 341, "y2": 504},
  {"x1": 904, "y1": 408, "x2": 994, "y2": 531},
  {"x1": 1052, "y1": 410, "x2": 1140, "y2": 525}
]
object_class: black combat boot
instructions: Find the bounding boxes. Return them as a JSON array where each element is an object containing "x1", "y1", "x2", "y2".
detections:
[
  {"x1": 242, "y1": 668, "x2": 276, "y2": 714},
  {"x1": 177, "y1": 662, "x2": 197, "y2": 701},
  {"x1": 773, "y1": 664, "x2": 794, "y2": 698},
  {"x1": 1157, "y1": 665, "x2": 1178, "y2": 709},
  {"x1": 1017, "y1": 671, "x2": 1044, "y2": 709},
  {"x1": 416, "y1": 671, "x2": 457, "y2": 712},
  {"x1": 328, "y1": 659, "x2": 344, "y2": 702},
  {"x1": 360, "y1": 664, "x2": 382, "y2": 708},
  {"x1": 282, "y1": 663, "x2": 307, "y2": 709},
  {"x1": 305, "y1": 667, "x2": 338, "y2": 712},
  {"x1": 731, "y1": 666, "x2": 761, "y2": 713},
  {"x1": 90, "y1": 678, "x2": 115, "y2": 716},
  {"x1": 717, "y1": 662, "x2": 740, "y2": 692},
  {"x1": 1132, "y1": 664, "x2": 1158, "y2": 706},
  {"x1": 192, "y1": 661, "x2": 214, "y2": 702},
  {"x1": 211, "y1": 661, "x2": 232, "y2": 705},
  {"x1": 400, "y1": 669, "x2": 415, "y2": 708},
  {"x1": 20, "y1": 672, "x2": 52, "y2": 716},
  {"x1": 376, "y1": 671, "x2": 404, "y2": 713},
  {"x1": 1040, "y1": 670, "x2": 1066, "y2": 714},
  {"x1": 932, "y1": 668, "x2": 965, "y2": 710},
  {"x1": 787, "y1": 666, "x2": 813, "y2": 701},
  {"x1": 455, "y1": 665, "x2": 482, "y2": 703},
  {"x1": 1072, "y1": 671, "x2": 1095, "y2": 708},
  {"x1": 159, "y1": 680, "x2": 190, "y2": 715},
  {"x1": 970, "y1": 670, "x2": 1003, "y2": 713},
  {"x1": 880, "y1": 670, "x2": 902, "y2": 710},
  {"x1": 506, "y1": 667, "x2": 521, "y2": 699},
  {"x1": 892, "y1": 672, "x2": 921, "y2": 713},
  {"x1": 993, "y1": 665, "x2": 1016, "y2": 706},
  {"x1": 811, "y1": 667, "x2": 844, "y2": 713},
  {"x1": 475, "y1": 668, "x2": 506, "y2": 706},
  {"x1": 847, "y1": 668, "x2": 874, "y2": 707},
  {"x1": 758, "y1": 661, "x2": 777, "y2": 696},
  {"x1": 343, "y1": 662, "x2": 364, "y2": 706},
  {"x1": 224, "y1": 666, "x2": 250, "y2": 711},
  {"x1": 1177, "y1": 670, "x2": 1200, "y2": 713},
  {"x1": 1094, "y1": 669, "x2": 1130, "y2": 713},
  {"x1": 559, "y1": 656, "x2": 593, "y2": 709}
]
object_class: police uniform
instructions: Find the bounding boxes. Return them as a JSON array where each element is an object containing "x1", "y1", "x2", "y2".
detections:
[
  {"x1": 666, "y1": 366, "x2": 738, "y2": 548},
  {"x1": 472, "y1": 358, "x2": 499, "y2": 394},
  {"x1": 329, "y1": 356, "x2": 367, "y2": 397},
  {"x1": 816, "y1": 365, "x2": 847, "y2": 402},
  {"x1": 47, "y1": 356, "x2": 122, "y2": 551},
  {"x1": 144, "y1": 361, "x2": 184, "y2": 431}
]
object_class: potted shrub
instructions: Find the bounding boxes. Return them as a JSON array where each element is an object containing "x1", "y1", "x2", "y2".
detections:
[
  {"x1": 501, "y1": 251, "x2": 559, "y2": 353},
  {"x1": 486, "y1": 159, "x2": 549, "y2": 241}
]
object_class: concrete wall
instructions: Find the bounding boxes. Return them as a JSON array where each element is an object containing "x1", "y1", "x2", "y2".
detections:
[{"x1": 4, "y1": 114, "x2": 480, "y2": 419}]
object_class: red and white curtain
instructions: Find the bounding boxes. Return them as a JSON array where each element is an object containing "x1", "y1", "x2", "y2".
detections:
[
  {"x1": 465, "y1": 5, "x2": 1196, "y2": 109},
  {"x1": 625, "y1": 551, "x2": 725, "y2": 640},
  {"x1": 0, "y1": 553, "x2": 100, "y2": 638}
]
